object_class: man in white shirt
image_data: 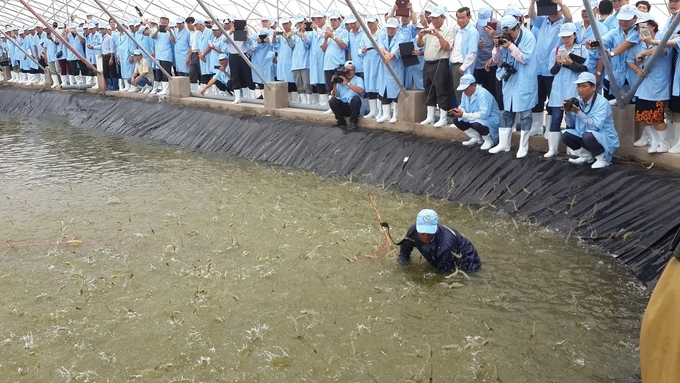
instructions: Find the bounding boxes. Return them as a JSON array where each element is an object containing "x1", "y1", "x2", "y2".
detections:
[{"x1": 449, "y1": 7, "x2": 479, "y2": 108}]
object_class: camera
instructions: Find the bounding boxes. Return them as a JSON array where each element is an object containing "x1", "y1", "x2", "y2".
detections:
[
  {"x1": 496, "y1": 33, "x2": 512, "y2": 45},
  {"x1": 159, "y1": 25, "x2": 167, "y2": 32},
  {"x1": 589, "y1": 40, "x2": 600, "y2": 48},
  {"x1": 563, "y1": 97, "x2": 579, "y2": 110},
  {"x1": 333, "y1": 64, "x2": 349, "y2": 84},
  {"x1": 499, "y1": 62, "x2": 517, "y2": 82}
]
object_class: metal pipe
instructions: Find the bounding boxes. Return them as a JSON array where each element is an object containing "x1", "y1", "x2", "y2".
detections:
[
  {"x1": 346, "y1": 0, "x2": 408, "y2": 94},
  {"x1": 582, "y1": 0, "x2": 625, "y2": 107},
  {"x1": 0, "y1": 30, "x2": 46, "y2": 71},
  {"x1": 195, "y1": 0, "x2": 269, "y2": 87},
  {"x1": 16, "y1": 0, "x2": 100, "y2": 74},
  {"x1": 90, "y1": 0, "x2": 172, "y2": 80},
  {"x1": 622, "y1": 13, "x2": 680, "y2": 104}
]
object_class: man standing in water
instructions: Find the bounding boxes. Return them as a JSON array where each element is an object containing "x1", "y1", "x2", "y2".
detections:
[{"x1": 398, "y1": 209, "x2": 481, "y2": 273}]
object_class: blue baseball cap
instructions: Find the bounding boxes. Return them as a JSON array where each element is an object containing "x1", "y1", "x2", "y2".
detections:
[
  {"x1": 574, "y1": 71, "x2": 596, "y2": 84},
  {"x1": 457, "y1": 74, "x2": 477, "y2": 91},
  {"x1": 501, "y1": 14, "x2": 519, "y2": 30},
  {"x1": 416, "y1": 209, "x2": 438, "y2": 234}
]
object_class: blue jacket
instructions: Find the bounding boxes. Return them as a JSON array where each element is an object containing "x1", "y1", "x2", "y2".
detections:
[
  {"x1": 398, "y1": 224, "x2": 481, "y2": 273},
  {"x1": 564, "y1": 93, "x2": 620, "y2": 163},
  {"x1": 376, "y1": 31, "x2": 405, "y2": 99},
  {"x1": 496, "y1": 28, "x2": 538, "y2": 112}
]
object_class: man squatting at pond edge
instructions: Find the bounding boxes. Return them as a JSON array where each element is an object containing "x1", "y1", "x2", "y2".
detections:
[{"x1": 398, "y1": 209, "x2": 481, "y2": 273}]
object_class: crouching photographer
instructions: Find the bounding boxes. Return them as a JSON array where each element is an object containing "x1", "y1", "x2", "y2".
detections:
[
  {"x1": 561, "y1": 72, "x2": 620, "y2": 169},
  {"x1": 329, "y1": 61, "x2": 364, "y2": 129}
]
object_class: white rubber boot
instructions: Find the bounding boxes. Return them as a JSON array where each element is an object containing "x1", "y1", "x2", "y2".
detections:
[
  {"x1": 232, "y1": 89, "x2": 242, "y2": 104},
  {"x1": 647, "y1": 128, "x2": 660, "y2": 153},
  {"x1": 461, "y1": 129, "x2": 482, "y2": 146},
  {"x1": 516, "y1": 130, "x2": 530, "y2": 158},
  {"x1": 141, "y1": 84, "x2": 152, "y2": 93},
  {"x1": 51, "y1": 74, "x2": 60, "y2": 88},
  {"x1": 158, "y1": 81, "x2": 169, "y2": 96},
  {"x1": 376, "y1": 103, "x2": 391, "y2": 123},
  {"x1": 38, "y1": 73, "x2": 45, "y2": 85},
  {"x1": 529, "y1": 112, "x2": 544, "y2": 136},
  {"x1": 656, "y1": 129, "x2": 670, "y2": 153},
  {"x1": 668, "y1": 122, "x2": 680, "y2": 153},
  {"x1": 480, "y1": 135, "x2": 494, "y2": 150},
  {"x1": 364, "y1": 99, "x2": 377, "y2": 119},
  {"x1": 389, "y1": 102, "x2": 398, "y2": 123},
  {"x1": 128, "y1": 84, "x2": 141, "y2": 92},
  {"x1": 634, "y1": 125, "x2": 652, "y2": 147},
  {"x1": 591, "y1": 153, "x2": 609, "y2": 168},
  {"x1": 8, "y1": 71, "x2": 16, "y2": 83},
  {"x1": 190, "y1": 83, "x2": 198, "y2": 93},
  {"x1": 568, "y1": 148, "x2": 593, "y2": 164},
  {"x1": 544, "y1": 131, "x2": 561, "y2": 158},
  {"x1": 489, "y1": 127, "x2": 512, "y2": 154},
  {"x1": 150, "y1": 81, "x2": 160, "y2": 94},
  {"x1": 69, "y1": 75, "x2": 76, "y2": 85},
  {"x1": 433, "y1": 108, "x2": 448, "y2": 127},
  {"x1": 420, "y1": 106, "x2": 436, "y2": 125}
]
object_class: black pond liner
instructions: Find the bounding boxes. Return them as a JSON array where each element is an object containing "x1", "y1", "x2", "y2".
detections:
[{"x1": 1, "y1": 87, "x2": 678, "y2": 287}]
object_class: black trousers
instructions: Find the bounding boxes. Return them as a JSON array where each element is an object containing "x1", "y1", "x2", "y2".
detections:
[
  {"x1": 102, "y1": 54, "x2": 119, "y2": 79},
  {"x1": 229, "y1": 54, "x2": 255, "y2": 90},
  {"x1": 215, "y1": 79, "x2": 234, "y2": 94},
  {"x1": 423, "y1": 59, "x2": 451, "y2": 110},
  {"x1": 189, "y1": 52, "x2": 200, "y2": 83},
  {"x1": 562, "y1": 131, "x2": 605, "y2": 156},
  {"x1": 451, "y1": 119, "x2": 490, "y2": 135},
  {"x1": 532, "y1": 75, "x2": 554, "y2": 113},
  {"x1": 329, "y1": 95, "x2": 362, "y2": 125}
]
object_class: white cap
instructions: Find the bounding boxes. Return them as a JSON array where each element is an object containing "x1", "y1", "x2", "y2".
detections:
[
  {"x1": 617, "y1": 4, "x2": 638, "y2": 21},
  {"x1": 366, "y1": 13, "x2": 378, "y2": 23},
  {"x1": 311, "y1": 10, "x2": 325, "y2": 18},
  {"x1": 294, "y1": 14, "x2": 305, "y2": 24},
  {"x1": 218, "y1": 53, "x2": 228, "y2": 60},
  {"x1": 175, "y1": 17, "x2": 185, "y2": 24},
  {"x1": 385, "y1": 18, "x2": 399, "y2": 28},
  {"x1": 429, "y1": 6, "x2": 447, "y2": 18},
  {"x1": 344, "y1": 15, "x2": 357, "y2": 24},
  {"x1": 456, "y1": 74, "x2": 476, "y2": 91}
]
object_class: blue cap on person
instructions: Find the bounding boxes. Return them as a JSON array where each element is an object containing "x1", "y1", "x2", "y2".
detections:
[
  {"x1": 218, "y1": 53, "x2": 227, "y2": 60},
  {"x1": 385, "y1": 18, "x2": 399, "y2": 28},
  {"x1": 429, "y1": 6, "x2": 447, "y2": 18},
  {"x1": 456, "y1": 74, "x2": 476, "y2": 91},
  {"x1": 574, "y1": 71, "x2": 596, "y2": 84},
  {"x1": 344, "y1": 60, "x2": 354, "y2": 68},
  {"x1": 617, "y1": 4, "x2": 638, "y2": 20},
  {"x1": 416, "y1": 209, "x2": 438, "y2": 234},
  {"x1": 501, "y1": 14, "x2": 519, "y2": 30},
  {"x1": 133, "y1": 49, "x2": 142, "y2": 55},
  {"x1": 477, "y1": 7, "x2": 492, "y2": 26},
  {"x1": 504, "y1": 4, "x2": 523, "y2": 17},
  {"x1": 558, "y1": 22, "x2": 577, "y2": 37}
]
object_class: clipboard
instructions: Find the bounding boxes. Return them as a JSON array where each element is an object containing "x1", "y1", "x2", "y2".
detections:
[
  {"x1": 537, "y1": 0, "x2": 558, "y2": 16},
  {"x1": 233, "y1": 19, "x2": 247, "y2": 41},
  {"x1": 399, "y1": 41, "x2": 419, "y2": 67},
  {"x1": 395, "y1": 0, "x2": 410, "y2": 17}
]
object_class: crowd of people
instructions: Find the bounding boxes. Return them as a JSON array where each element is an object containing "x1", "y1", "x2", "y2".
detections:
[{"x1": 1, "y1": 0, "x2": 680, "y2": 166}]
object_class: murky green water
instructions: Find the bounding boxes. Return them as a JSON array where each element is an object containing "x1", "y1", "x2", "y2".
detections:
[{"x1": 0, "y1": 116, "x2": 647, "y2": 382}]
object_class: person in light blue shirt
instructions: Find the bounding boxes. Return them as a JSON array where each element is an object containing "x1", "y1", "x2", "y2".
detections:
[
  {"x1": 251, "y1": 28, "x2": 275, "y2": 93},
  {"x1": 329, "y1": 61, "x2": 364, "y2": 129},
  {"x1": 65, "y1": 25, "x2": 86, "y2": 84},
  {"x1": 449, "y1": 74, "x2": 501, "y2": 150},
  {"x1": 404, "y1": 22, "x2": 425, "y2": 91},
  {"x1": 275, "y1": 19, "x2": 297, "y2": 100},
  {"x1": 101, "y1": 26, "x2": 118, "y2": 91},
  {"x1": 172, "y1": 18, "x2": 190, "y2": 76},
  {"x1": 344, "y1": 16, "x2": 364, "y2": 77},
  {"x1": 575, "y1": 6, "x2": 609, "y2": 75},
  {"x1": 44, "y1": 28, "x2": 62, "y2": 88},
  {"x1": 545, "y1": 23, "x2": 589, "y2": 158},
  {"x1": 321, "y1": 13, "x2": 349, "y2": 99},
  {"x1": 527, "y1": 0, "x2": 572, "y2": 137},
  {"x1": 116, "y1": 23, "x2": 134, "y2": 90},
  {"x1": 489, "y1": 15, "x2": 538, "y2": 159},
  {"x1": 562, "y1": 72, "x2": 620, "y2": 169},
  {"x1": 151, "y1": 16, "x2": 176, "y2": 95},
  {"x1": 449, "y1": 7, "x2": 480, "y2": 107},
  {"x1": 85, "y1": 24, "x2": 101, "y2": 87},
  {"x1": 375, "y1": 18, "x2": 405, "y2": 124},
  {"x1": 199, "y1": 53, "x2": 233, "y2": 96},
  {"x1": 628, "y1": 16, "x2": 672, "y2": 153},
  {"x1": 309, "y1": 11, "x2": 329, "y2": 105},
  {"x1": 357, "y1": 14, "x2": 383, "y2": 118},
  {"x1": 603, "y1": 0, "x2": 627, "y2": 30},
  {"x1": 291, "y1": 15, "x2": 312, "y2": 103}
]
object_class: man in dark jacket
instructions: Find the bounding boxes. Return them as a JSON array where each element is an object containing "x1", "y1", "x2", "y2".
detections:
[{"x1": 398, "y1": 209, "x2": 481, "y2": 273}]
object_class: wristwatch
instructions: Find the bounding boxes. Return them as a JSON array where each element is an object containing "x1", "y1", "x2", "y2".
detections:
[
  {"x1": 609, "y1": 51, "x2": 615, "y2": 58},
  {"x1": 596, "y1": 71, "x2": 602, "y2": 76}
]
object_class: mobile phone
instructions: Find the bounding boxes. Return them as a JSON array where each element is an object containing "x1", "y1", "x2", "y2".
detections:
[
  {"x1": 214, "y1": 65, "x2": 220, "y2": 69},
  {"x1": 159, "y1": 25, "x2": 167, "y2": 32},
  {"x1": 276, "y1": 31, "x2": 283, "y2": 36},
  {"x1": 304, "y1": 21, "x2": 313, "y2": 31},
  {"x1": 487, "y1": 21, "x2": 497, "y2": 30},
  {"x1": 641, "y1": 29, "x2": 650, "y2": 37},
  {"x1": 590, "y1": 40, "x2": 600, "y2": 48}
]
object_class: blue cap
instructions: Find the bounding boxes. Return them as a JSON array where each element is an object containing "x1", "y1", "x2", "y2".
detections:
[
  {"x1": 501, "y1": 14, "x2": 519, "y2": 30},
  {"x1": 456, "y1": 74, "x2": 476, "y2": 91},
  {"x1": 430, "y1": 6, "x2": 447, "y2": 18},
  {"x1": 478, "y1": 7, "x2": 492, "y2": 26},
  {"x1": 558, "y1": 22, "x2": 577, "y2": 37},
  {"x1": 574, "y1": 71, "x2": 596, "y2": 84},
  {"x1": 385, "y1": 18, "x2": 399, "y2": 28},
  {"x1": 218, "y1": 53, "x2": 227, "y2": 60},
  {"x1": 504, "y1": 5, "x2": 523, "y2": 17},
  {"x1": 133, "y1": 49, "x2": 142, "y2": 55},
  {"x1": 617, "y1": 4, "x2": 638, "y2": 21},
  {"x1": 416, "y1": 209, "x2": 438, "y2": 234}
]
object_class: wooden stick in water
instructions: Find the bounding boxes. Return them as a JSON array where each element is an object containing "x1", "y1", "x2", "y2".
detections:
[{"x1": 368, "y1": 193, "x2": 396, "y2": 256}]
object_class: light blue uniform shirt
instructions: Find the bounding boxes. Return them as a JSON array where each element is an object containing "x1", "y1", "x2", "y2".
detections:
[
  {"x1": 173, "y1": 27, "x2": 190, "y2": 73},
  {"x1": 496, "y1": 28, "x2": 538, "y2": 112},
  {"x1": 45, "y1": 35, "x2": 60, "y2": 63},
  {"x1": 309, "y1": 27, "x2": 326, "y2": 85},
  {"x1": 195, "y1": 30, "x2": 212, "y2": 75},
  {"x1": 564, "y1": 93, "x2": 620, "y2": 163},
  {"x1": 276, "y1": 33, "x2": 295, "y2": 82},
  {"x1": 603, "y1": 13, "x2": 619, "y2": 31},
  {"x1": 86, "y1": 32, "x2": 102, "y2": 65},
  {"x1": 116, "y1": 32, "x2": 134, "y2": 79},
  {"x1": 290, "y1": 31, "x2": 310, "y2": 71},
  {"x1": 66, "y1": 32, "x2": 85, "y2": 61},
  {"x1": 601, "y1": 26, "x2": 636, "y2": 91},
  {"x1": 548, "y1": 44, "x2": 589, "y2": 107},
  {"x1": 575, "y1": 20, "x2": 609, "y2": 73},
  {"x1": 376, "y1": 32, "x2": 405, "y2": 99},
  {"x1": 459, "y1": 85, "x2": 501, "y2": 130},
  {"x1": 213, "y1": 68, "x2": 230, "y2": 84},
  {"x1": 627, "y1": 40, "x2": 671, "y2": 101},
  {"x1": 153, "y1": 29, "x2": 174, "y2": 62},
  {"x1": 336, "y1": 74, "x2": 364, "y2": 103},
  {"x1": 531, "y1": 16, "x2": 566, "y2": 76},
  {"x1": 404, "y1": 35, "x2": 424, "y2": 90},
  {"x1": 251, "y1": 36, "x2": 274, "y2": 83},
  {"x1": 347, "y1": 28, "x2": 364, "y2": 73},
  {"x1": 358, "y1": 29, "x2": 384, "y2": 93},
  {"x1": 458, "y1": 22, "x2": 479, "y2": 75},
  {"x1": 322, "y1": 26, "x2": 348, "y2": 71}
]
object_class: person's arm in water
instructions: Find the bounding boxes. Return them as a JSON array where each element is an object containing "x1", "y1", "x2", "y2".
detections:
[{"x1": 398, "y1": 224, "x2": 418, "y2": 266}]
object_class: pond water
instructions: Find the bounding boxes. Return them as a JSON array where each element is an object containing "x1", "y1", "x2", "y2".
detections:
[{"x1": 0, "y1": 116, "x2": 647, "y2": 382}]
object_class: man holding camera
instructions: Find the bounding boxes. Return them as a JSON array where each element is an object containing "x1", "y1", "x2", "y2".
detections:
[
  {"x1": 488, "y1": 15, "x2": 538, "y2": 158},
  {"x1": 448, "y1": 74, "x2": 500, "y2": 150},
  {"x1": 151, "y1": 16, "x2": 175, "y2": 95},
  {"x1": 328, "y1": 60, "x2": 364, "y2": 129},
  {"x1": 562, "y1": 72, "x2": 620, "y2": 168}
]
